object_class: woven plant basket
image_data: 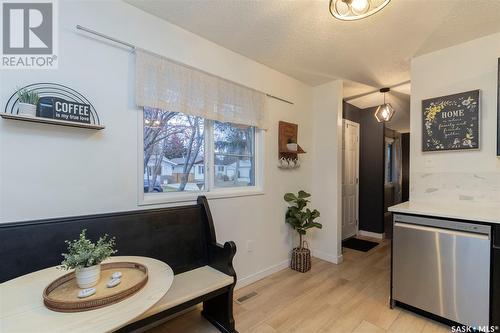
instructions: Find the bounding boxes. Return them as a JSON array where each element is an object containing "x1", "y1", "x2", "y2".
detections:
[{"x1": 291, "y1": 241, "x2": 311, "y2": 273}]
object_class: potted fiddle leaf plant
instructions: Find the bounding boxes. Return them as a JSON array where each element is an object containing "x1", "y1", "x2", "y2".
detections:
[
  {"x1": 61, "y1": 229, "x2": 117, "y2": 288},
  {"x1": 17, "y1": 88, "x2": 39, "y2": 117},
  {"x1": 284, "y1": 190, "x2": 322, "y2": 273}
]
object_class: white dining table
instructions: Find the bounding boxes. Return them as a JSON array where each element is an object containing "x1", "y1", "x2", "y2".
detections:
[{"x1": 0, "y1": 256, "x2": 174, "y2": 333}]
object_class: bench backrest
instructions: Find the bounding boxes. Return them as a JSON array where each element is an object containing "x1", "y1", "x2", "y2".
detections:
[{"x1": 0, "y1": 196, "x2": 217, "y2": 283}]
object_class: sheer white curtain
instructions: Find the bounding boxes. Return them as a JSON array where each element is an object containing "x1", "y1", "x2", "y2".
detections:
[{"x1": 135, "y1": 49, "x2": 266, "y2": 128}]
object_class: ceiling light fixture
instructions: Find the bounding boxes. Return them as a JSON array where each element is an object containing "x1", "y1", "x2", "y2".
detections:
[
  {"x1": 329, "y1": 0, "x2": 391, "y2": 21},
  {"x1": 374, "y1": 87, "x2": 394, "y2": 122}
]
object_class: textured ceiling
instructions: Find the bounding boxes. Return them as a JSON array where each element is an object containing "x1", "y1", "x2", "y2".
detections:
[{"x1": 124, "y1": 0, "x2": 500, "y2": 97}]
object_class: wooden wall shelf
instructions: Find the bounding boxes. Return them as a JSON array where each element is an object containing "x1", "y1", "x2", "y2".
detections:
[
  {"x1": 278, "y1": 121, "x2": 306, "y2": 159},
  {"x1": 0, "y1": 113, "x2": 105, "y2": 130},
  {"x1": 279, "y1": 146, "x2": 306, "y2": 154}
]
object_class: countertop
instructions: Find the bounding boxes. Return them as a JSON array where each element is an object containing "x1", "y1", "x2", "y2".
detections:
[{"x1": 389, "y1": 201, "x2": 500, "y2": 224}]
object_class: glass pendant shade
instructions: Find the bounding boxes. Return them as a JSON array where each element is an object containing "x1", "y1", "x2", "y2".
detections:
[
  {"x1": 374, "y1": 103, "x2": 394, "y2": 122},
  {"x1": 330, "y1": 0, "x2": 391, "y2": 21}
]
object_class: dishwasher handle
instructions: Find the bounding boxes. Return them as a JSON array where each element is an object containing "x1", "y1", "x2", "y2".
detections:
[
  {"x1": 394, "y1": 222, "x2": 490, "y2": 240},
  {"x1": 393, "y1": 214, "x2": 491, "y2": 237}
]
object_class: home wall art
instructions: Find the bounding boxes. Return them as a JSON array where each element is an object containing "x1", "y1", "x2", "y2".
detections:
[{"x1": 422, "y1": 90, "x2": 479, "y2": 152}]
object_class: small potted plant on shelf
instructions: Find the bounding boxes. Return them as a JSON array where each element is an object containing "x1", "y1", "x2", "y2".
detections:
[
  {"x1": 284, "y1": 190, "x2": 322, "y2": 273},
  {"x1": 60, "y1": 229, "x2": 117, "y2": 288},
  {"x1": 16, "y1": 88, "x2": 39, "y2": 117},
  {"x1": 286, "y1": 138, "x2": 298, "y2": 152}
]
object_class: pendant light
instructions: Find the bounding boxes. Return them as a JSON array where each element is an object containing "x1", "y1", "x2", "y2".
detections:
[
  {"x1": 330, "y1": 0, "x2": 391, "y2": 21},
  {"x1": 374, "y1": 87, "x2": 394, "y2": 122}
]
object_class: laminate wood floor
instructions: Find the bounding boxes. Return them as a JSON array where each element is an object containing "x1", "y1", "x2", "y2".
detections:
[{"x1": 146, "y1": 239, "x2": 449, "y2": 333}]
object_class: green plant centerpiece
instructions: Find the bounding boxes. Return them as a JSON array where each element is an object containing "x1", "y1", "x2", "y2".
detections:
[
  {"x1": 61, "y1": 229, "x2": 117, "y2": 288},
  {"x1": 284, "y1": 190, "x2": 321, "y2": 273},
  {"x1": 16, "y1": 88, "x2": 39, "y2": 117}
]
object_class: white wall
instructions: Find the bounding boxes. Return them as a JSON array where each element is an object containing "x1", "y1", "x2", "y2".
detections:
[
  {"x1": 0, "y1": 0, "x2": 315, "y2": 287},
  {"x1": 311, "y1": 80, "x2": 343, "y2": 264},
  {"x1": 410, "y1": 32, "x2": 500, "y2": 204}
]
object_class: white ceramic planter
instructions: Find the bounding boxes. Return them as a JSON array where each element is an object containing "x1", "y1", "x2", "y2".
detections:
[
  {"x1": 18, "y1": 103, "x2": 37, "y2": 117},
  {"x1": 286, "y1": 143, "x2": 298, "y2": 152},
  {"x1": 75, "y1": 264, "x2": 101, "y2": 288}
]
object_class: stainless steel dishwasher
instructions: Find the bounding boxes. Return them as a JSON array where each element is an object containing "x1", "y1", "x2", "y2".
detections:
[{"x1": 392, "y1": 214, "x2": 491, "y2": 327}]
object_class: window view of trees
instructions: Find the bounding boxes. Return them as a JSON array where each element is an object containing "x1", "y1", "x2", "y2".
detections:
[
  {"x1": 144, "y1": 108, "x2": 204, "y2": 193},
  {"x1": 214, "y1": 121, "x2": 255, "y2": 187},
  {"x1": 143, "y1": 108, "x2": 256, "y2": 194}
]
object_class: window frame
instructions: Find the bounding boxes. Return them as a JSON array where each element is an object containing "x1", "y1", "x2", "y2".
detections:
[
  {"x1": 385, "y1": 139, "x2": 394, "y2": 184},
  {"x1": 137, "y1": 112, "x2": 265, "y2": 206}
]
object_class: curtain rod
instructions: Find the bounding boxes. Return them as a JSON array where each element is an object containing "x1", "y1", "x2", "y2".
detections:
[{"x1": 76, "y1": 25, "x2": 294, "y2": 105}]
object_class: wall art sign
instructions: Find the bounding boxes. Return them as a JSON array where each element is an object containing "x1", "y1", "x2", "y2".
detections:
[
  {"x1": 39, "y1": 97, "x2": 91, "y2": 124},
  {"x1": 422, "y1": 90, "x2": 480, "y2": 152},
  {"x1": 4, "y1": 83, "x2": 102, "y2": 126}
]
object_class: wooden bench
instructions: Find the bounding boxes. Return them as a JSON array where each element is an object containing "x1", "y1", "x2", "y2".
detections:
[{"x1": 0, "y1": 196, "x2": 238, "y2": 333}]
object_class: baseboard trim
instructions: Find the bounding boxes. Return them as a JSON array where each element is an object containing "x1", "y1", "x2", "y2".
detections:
[
  {"x1": 312, "y1": 249, "x2": 343, "y2": 264},
  {"x1": 235, "y1": 259, "x2": 290, "y2": 289},
  {"x1": 358, "y1": 230, "x2": 385, "y2": 239}
]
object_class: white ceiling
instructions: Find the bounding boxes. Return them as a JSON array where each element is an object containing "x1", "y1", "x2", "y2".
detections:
[{"x1": 124, "y1": 0, "x2": 500, "y2": 96}]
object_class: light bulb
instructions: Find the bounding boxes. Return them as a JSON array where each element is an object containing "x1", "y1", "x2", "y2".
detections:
[
  {"x1": 351, "y1": 0, "x2": 370, "y2": 14},
  {"x1": 336, "y1": 0, "x2": 350, "y2": 16},
  {"x1": 331, "y1": 0, "x2": 390, "y2": 21},
  {"x1": 382, "y1": 109, "x2": 389, "y2": 119}
]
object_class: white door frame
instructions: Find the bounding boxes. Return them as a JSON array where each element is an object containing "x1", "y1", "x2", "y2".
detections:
[{"x1": 342, "y1": 119, "x2": 360, "y2": 240}]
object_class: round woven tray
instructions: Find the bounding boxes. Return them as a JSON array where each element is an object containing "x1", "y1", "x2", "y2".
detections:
[{"x1": 43, "y1": 262, "x2": 148, "y2": 312}]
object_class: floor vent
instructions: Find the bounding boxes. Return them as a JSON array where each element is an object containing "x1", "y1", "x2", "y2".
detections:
[{"x1": 235, "y1": 291, "x2": 258, "y2": 304}]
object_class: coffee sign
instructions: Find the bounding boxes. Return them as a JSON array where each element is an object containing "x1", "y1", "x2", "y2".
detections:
[
  {"x1": 422, "y1": 90, "x2": 480, "y2": 152},
  {"x1": 39, "y1": 97, "x2": 91, "y2": 124},
  {"x1": 4, "y1": 83, "x2": 103, "y2": 128}
]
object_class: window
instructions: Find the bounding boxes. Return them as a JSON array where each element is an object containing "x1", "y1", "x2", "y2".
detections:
[
  {"x1": 213, "y1": 121, "x2": 255, "y2": 188},
  {"x1": 385, "y1": 140, "x2": 393, "y2": 183},
  {"x1": 144, "y1": 108, "x2": 204, "y2": 193},
  {"x1": 143, "y1": 108, "x2": 260, "y2": 197}
]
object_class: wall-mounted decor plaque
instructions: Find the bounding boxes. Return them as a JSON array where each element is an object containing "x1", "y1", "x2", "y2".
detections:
[
  {"x1": 422, "y1": 90, "x2": 479, "y2": 152},
  {"x1": 2, "y1": 83, "x2": 104, "y2": 130}
]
